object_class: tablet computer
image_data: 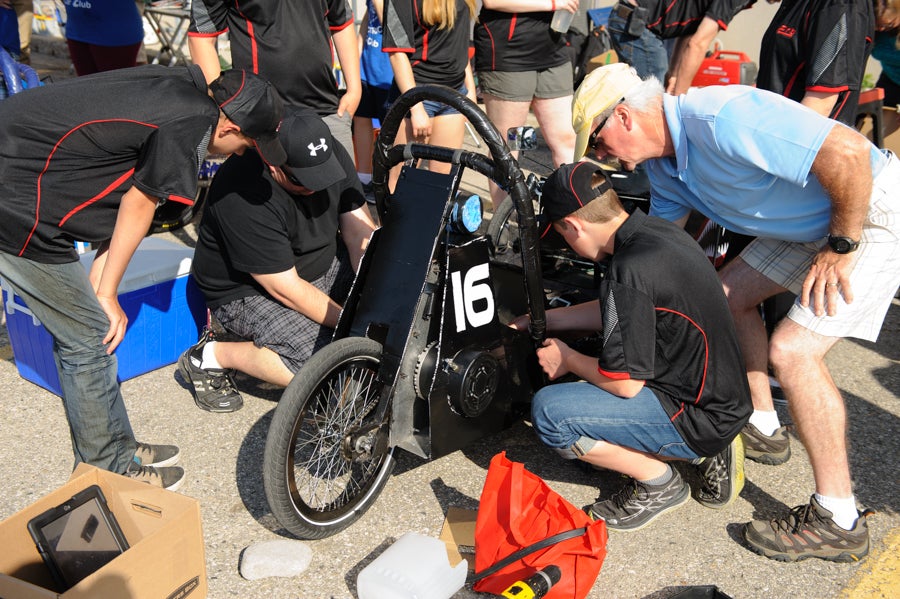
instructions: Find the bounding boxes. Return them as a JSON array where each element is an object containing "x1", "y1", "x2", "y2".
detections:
[{"x1": 27, "y1": 484, "x2": 130, "y2": 592}]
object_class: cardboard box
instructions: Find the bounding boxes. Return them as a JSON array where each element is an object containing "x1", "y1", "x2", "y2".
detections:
[
  {"x1": 0, "y1": 463, "x2": 207, "y2": 599},
  {"x1": 439, "y1": 507, "x2": 478, "y2": 571},
  {"x1": 2, "y1": 237, "x2": 206, "y2": 396}
]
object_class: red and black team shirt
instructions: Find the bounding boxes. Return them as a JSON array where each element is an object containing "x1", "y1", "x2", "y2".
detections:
[
  {"x1": 0, "y1": 65, "x2": 217, "y2": 264},
  {"x1": 597, "y1": 210, "x2": 751, "y2": 457},
  {"x1": 757, "y1": 0, "x2": 874, "y2": 126},
  {"x1": 473, "y1": 10, "x2": 569, "y2": 73},
  {"x1": 383, "y1": 0, "x2": 471, "y2": 89},
  {"x1": 189, "y1": 0, "x2": 355, "y2": 115},
  {"x1": 640, "y1": 0, "x2": 756, "y2": 40}
]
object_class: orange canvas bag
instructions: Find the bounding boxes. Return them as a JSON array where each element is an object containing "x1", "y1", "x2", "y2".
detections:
[{"x1": 472, "y1": 452, "x2": 608, "y2": 598}]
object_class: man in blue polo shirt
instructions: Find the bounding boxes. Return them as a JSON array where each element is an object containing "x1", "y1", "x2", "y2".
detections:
[{"x1": 569, "y1": 63, "x2": 900, "y2": 563}]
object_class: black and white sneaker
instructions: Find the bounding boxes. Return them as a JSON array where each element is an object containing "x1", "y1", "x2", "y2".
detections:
[
  {"x1": 177, "y1": 330, "x2": 243, "y2": 413},
  {"x1": 586, "y1": 469, "x2": 690, "y2": 532}
]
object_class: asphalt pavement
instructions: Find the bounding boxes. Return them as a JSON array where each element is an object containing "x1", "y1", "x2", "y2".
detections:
[{"x1": 1, "y1": 38, "x2": 898, "y2": 599}]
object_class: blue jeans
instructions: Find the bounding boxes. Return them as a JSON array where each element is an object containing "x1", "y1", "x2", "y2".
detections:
[
  {"x1": 0, "y1": 252, "x2": 137, "y2": 473},
  {"x1": 607, "y1": 11, "x2": 668, "y2": 83},
  {"x1": 531, "y1": 381, "x2": 699, "y2": 461}
]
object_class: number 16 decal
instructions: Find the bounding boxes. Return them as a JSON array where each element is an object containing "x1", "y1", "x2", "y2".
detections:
[{"x1": 450, "y1": 263, "x2": 495, "y2": 332}]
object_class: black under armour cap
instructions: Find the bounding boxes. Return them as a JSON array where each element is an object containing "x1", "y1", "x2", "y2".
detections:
[
  {"x1": 540, "y1": 162, "x2": 613, "y2": 238},
  {"x1": 279, "y1": 108, "x2": 345, "y2": 192},
  {"x1": 210, "y1": 69, "x2": 286, "y2": 166}
]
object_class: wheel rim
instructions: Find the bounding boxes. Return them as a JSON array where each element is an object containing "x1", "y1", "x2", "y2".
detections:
[{"x1": 285, "y1": 354, "x2": 390, "y2": 524}]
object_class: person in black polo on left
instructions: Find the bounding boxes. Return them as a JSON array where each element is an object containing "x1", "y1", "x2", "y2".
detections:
[
  {"x1": 180, "y1": 108, "x2": 377, "y2": 413},
  {"x1": 0, "y1": 65, "x2": 284, "y2": 491}
]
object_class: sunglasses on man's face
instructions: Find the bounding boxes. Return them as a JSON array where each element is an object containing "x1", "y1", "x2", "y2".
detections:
[{"x1": 587, "y1": 98, "x2": 625, "y2": 150}]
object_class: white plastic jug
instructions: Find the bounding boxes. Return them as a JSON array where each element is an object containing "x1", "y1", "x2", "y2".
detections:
[{"x1": 356, "y1": 532, "x2": 468, "y2": 599}]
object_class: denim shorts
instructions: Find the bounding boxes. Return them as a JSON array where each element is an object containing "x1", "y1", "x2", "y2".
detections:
[
  {"x1": 531, "y1": 381, "x2": 699, "y2": 461},
  {"x1": 389, "y1": 82, "x2": 468, "y2": 117}
]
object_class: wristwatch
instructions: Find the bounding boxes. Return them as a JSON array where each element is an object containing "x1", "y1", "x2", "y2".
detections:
[{"x1": 827, "y1": 235, "x2": 860, "y2": 254}]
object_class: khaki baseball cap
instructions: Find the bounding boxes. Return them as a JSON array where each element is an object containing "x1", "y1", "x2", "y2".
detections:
[{"x1": 572, "y1": 63, "x2": 644, "y2": 161}]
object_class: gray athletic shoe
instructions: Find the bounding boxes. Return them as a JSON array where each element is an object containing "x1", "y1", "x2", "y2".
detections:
[
  {"x1": 694, "y1": 435, "x2": 745, "y2": 509},
  {"x1": 133, "y1": 442, "x2": 180, "y2": 468},
  {"x1": 586, "y1": 469, "x2": 690, "y2": 532},
  {"x1": 125, "y1": 462, "x2": 185, "y2": 492},
  {"x1": 741, "y1": 423, "x2": 790, "y2": 465}
]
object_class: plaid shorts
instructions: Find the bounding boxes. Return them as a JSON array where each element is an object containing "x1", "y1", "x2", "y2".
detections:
[
  {"x1": 740, "y1": 151, "x2": 900, "y2": 342},
  {"x1": 212, "y1": 251, "x2": 355, "y2": 373}
]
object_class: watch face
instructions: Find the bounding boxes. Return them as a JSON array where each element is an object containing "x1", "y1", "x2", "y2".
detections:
[{"x1": 828, "y1": 236, "x2": 857, "y2": 254}]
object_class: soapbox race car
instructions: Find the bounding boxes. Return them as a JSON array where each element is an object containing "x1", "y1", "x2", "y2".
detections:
[{"x1": 261, "y1": 85, "x2": 598, "y2": 540}]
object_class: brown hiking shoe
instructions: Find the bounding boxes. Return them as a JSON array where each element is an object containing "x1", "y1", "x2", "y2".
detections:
[
  {"x1": 742, "y1": 496, "x2": 871, "y2": 563},
  {"x1": 741, "y1": 423, "x2": 790, "y2": 465}
]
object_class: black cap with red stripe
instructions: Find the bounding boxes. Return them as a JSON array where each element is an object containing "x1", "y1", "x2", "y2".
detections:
[
  {"x1": 210, "y1": 69, "x2": 286, "y2": 166},
  {"x1": 540, "y1": 162, "x2": 613, "y2": 238}
]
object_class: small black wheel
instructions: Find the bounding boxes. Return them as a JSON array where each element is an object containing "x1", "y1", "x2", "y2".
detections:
[
  {"x1": 486, "y1": 195, "x2": 519, "y2": 255},
  {"x1": 263, "y1": 337, "x2": 395, "y2": 539}
]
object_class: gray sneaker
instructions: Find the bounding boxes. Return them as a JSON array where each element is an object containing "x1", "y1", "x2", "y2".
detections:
[
  {"x1": 125, "y1": 462, "x2": 185, "y2": 492},
  {"x1": 742, "y1": 496, "x2": 871, "y2": 563},
  {"x1": 133, "y1": 442, "x2": 180, "y2": 468},
  {"x1": 694, "y1": 435, "x2": 744, "y2": 509},
  {"x1": 741, "y1": 423, "x2": 790, "y2": 465},
  {"x1": 585, "y1": 469, "x2": 690, "y2": 532}
]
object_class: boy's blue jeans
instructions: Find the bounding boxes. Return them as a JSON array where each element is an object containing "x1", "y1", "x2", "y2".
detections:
[{"x1": 531, "y1": 381, "x2": 699, "y2": 461}]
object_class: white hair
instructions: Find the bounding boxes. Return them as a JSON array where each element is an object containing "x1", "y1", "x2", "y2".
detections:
[{"x1": 595, "y1": 76, "x2": 664, "y2": 126}]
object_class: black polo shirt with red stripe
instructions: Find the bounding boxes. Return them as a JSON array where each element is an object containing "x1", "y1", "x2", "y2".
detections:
[
  {"x1": 640, "y1": 0, "x2": 755, "y2": 39},
  {"x1": 0, "y1": 64, "x2": 216, "y2": 264},
  {"x1": 596, "y1": 210, "x2": 751, "y2": 457},
  {"x1": 473, "y1": 10, "x2": 569, "y2": 73},
  {"x1": 382, "y1": 0, "x2": 471, "y2": 89},
  {"x1": 757, "y1": 0, "x2": 874, "y2": 126},
  {"x1": 189, "y1": 0, "x2": 355, "y2": 115}
]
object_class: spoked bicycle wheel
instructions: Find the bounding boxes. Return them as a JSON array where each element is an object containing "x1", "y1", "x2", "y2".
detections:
[{"x1": 263, "y1": 337, "x2": 395, "y2": 539}]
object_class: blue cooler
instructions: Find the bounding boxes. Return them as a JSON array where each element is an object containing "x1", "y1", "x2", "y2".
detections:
[{"x1": 2, "y1": 237, "x2": 206, "y2": 395}]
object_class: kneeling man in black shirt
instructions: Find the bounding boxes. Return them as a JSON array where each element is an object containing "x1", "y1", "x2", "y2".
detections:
[
  {"x1": 181, "y1": 108, "x2": 377, "y2": 413},
  {"x1": 514, "y1": 163, "x2": 752, "y2": 531}
]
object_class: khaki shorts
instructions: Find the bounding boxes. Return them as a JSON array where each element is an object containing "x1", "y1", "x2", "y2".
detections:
[
  {"x1": 478, "y1": 62, "x2": 574, "y2": 102},
  {"x1": 740, "y1": 151, "x2": 900, "y2": 342}
]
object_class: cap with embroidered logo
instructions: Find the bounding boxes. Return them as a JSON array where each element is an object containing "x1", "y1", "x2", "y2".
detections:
[
  {"x1": 279, "y1": 107, "x2": 345, "y2": 192},
  {"x1": 209, "y1": 69, "x2": 286, "y2": 166},
  {"x1": 539, "y1": 162, "x2": 613, "y2": 238}
]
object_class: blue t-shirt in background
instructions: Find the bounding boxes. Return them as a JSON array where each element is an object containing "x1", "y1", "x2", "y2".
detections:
[
  {"x1": 64, "y1": 0, "x2": 144, "y2": 47},
  {"x1": 0, "y1": 8, "x2": 20, "y2": 56},
  {"x1": 360, "y1": 0, "x2": 393, "y2": 89},
  {"x1": 873, "y1": 31, "x2": 900, "y2": 88}
]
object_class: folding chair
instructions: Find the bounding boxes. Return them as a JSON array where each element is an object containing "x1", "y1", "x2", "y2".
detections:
[{"x1": 143, "y1": 1, "x2": 191, "y2": 67}]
